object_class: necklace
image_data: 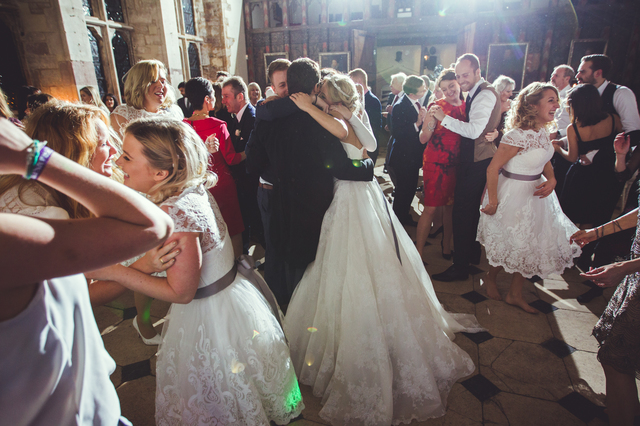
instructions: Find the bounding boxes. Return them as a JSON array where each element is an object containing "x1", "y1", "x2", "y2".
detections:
[{"x1": 191, "y1": 112, "x2": 209, "y2": 118}]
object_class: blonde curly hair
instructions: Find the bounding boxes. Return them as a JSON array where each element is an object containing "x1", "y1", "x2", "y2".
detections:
[
  {"x1": 505, "y1": 82, "x2": 558, "y2": 132},
  {"x1": 124, "y1": 117, "x2": 216, "y2": 204},
  {"x1": 322, "y1": 74, "x2": 361, "y2": 113}
]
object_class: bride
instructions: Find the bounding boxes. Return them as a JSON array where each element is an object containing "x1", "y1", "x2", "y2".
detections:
[{"x1": 286, "y1": 74, "x2": 484, "y2": 425}]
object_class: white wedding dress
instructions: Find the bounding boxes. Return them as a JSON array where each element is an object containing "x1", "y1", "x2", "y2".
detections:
[
  {"x1": 477, "y1": 128, "x2": 581, "y2": 278},
  {"x1": 155, "y1": 185, "x2": 303, "y2": 425},
  {"x1": 284, "y1": 142, "x2": 484, "y2": 426}
]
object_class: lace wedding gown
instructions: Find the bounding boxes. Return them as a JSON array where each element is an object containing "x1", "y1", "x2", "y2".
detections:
[
  {"x1": 155, "y1": 185, "x2": 303, "y2": 425},
  {"x1": 284, "y1": 142, "x2": 484, "y2": 426},
  {"x1": 477, "y1": 128, "x2": 581, "y2": 278}
]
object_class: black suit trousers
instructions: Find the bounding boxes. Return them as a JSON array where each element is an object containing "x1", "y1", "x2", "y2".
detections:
[
  {"x1": 390, "y1": 157, "x2": 421, "y2": 223},
  {"x1": 452, "y1": 158, "x2": 492, "y2": 269}
]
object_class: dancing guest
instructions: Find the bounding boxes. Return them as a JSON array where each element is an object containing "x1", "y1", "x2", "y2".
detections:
[
  {"x1": 432, "y1": 53, "x2": 502, "y2": 282},
  {"x1": 557, "y1": 84, "x2": 622, "y2": 228},
  {"x1": 87, "y1": 118, "x2": 304, "y2": 424},
  {"x1": 111, "y1": 59, "x2": 183, "y2": 138},
  {"x1": 416, "y1": 68, "x2": 465, "y2": 260},
  {"x1": 184, "y1": 77, "x2": 245, "y2": 258},
  {"x1": 102, "y1": 93, "x2": 119, "y2": 113},
  {"x1": 110, "y1": 59, "x2": 183, "y2": 343},
  {"x1": 477, "y1": 82, "x2": 581, "y2": 313},
  {"x1": 285, "y1": 72, "x2": 483, "y2": 425},
  {"x1": 80, "y1": 86, "x2": 109, "y2": 114},
  {"x1": 572, "y1": 204, "x2": 640, "y2": 426},
  {"x1": 485, "y1": 75, "x2": 515, "y2": 145},
  {"x1": 388, "y1": 75, "x2": 428, "y2": 226},
  {"x1": 24, "y1": 93, "x2": 54, "y2": 117},
  {"x1": 0, "y1": 102, "x2": 118, "y2": 220},
  {"x1": 550, "y1": 64, "x2": 575, "y2": 192},
  {"x1": 0, "y1": 117, "x2": 172, "y2": 426},
  {"x1": 248, "y1": 82, "x2": 262, "y2": 106}
]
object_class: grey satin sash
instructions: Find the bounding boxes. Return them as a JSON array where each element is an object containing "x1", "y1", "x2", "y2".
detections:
[
  {"x1": 379, "y1": 187, "x2": 402, "y2": 264},
  {"x1": 193, "y1": 255, "x2": 284, "y2": 331},
  {"x1": 501, "y1": 169, "x2": 542, "y2": 181}
]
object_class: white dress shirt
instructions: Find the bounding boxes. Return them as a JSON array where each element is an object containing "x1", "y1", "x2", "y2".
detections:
[
  {"x1": 441, "y1": 78, "x2": 498, "y2": 139},
  {"x1": 598, "y1": 80, "x2": 640, "y2": 134},
  {"x1": 555, "y1": 85, "x2": 572, "y2": 137},
  {"x1": 236, "y1": 102, "x2": 249, "y2": 123}
]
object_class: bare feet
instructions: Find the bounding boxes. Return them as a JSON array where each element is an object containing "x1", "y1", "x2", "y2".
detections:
[
  {"x1": 482, "y1": 273, "x2": 502, "y2": 301},
  {"x1": 505, "y1": 293, "x2": 538, "y2": 314}
]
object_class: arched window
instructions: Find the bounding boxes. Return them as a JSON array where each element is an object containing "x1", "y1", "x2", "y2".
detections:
[
  {"x1": 104, "y1": 0, "x2": 124, "y2": 22},
  {"x1": 188, "y1": 43, "x2": 201, "y2": 77},
  {"x1": 112, "y1": 31, "x2": 131, "y2": 97},
  {"x1": 88, "y1": 29, "x2": 108, "y2": 97},
  {"x1": 251, "y1": 3, "x2": 265, "y2": 29},
  {"x1": 289, "y1": 0, "x2": 303, "y2": 25},
  {"x1": 269, "y1": 1, "x2": 283, "y2": 27}
]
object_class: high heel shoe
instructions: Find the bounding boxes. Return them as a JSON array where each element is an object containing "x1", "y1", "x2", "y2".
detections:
[
  {"x1": 132, "y1": 315, "x2": 163, "y2": 346},
  {"x1": 428, "y1": 226, "x2": 443, "y2": 238}
]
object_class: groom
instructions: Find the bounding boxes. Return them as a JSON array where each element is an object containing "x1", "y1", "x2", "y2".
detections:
[{"x1": 248, "y1": 58, "x2": 374, "y2": 305}]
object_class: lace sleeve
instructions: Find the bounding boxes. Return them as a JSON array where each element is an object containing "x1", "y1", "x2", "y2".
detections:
[
  {"x1": 500, "y1": 129, "x2": 526, "y2": 149},
  {"x1": 165, "y1": 204, "x2": 205, "y2": 233},
  {"x1": 111, "y1": 104, "x2": 129, "y2": 121}
]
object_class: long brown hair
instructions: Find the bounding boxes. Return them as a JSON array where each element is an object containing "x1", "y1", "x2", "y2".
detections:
[{"x1": 0, "y1": 101, "x2": 110, "y2": 218}]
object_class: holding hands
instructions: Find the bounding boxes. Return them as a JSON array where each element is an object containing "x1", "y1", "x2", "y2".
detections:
[
  {"x1": 428, "y1": 104, "x2": 446, "y2": 122},
  {"x1": 570, "y1": 228, "x2": 597, "y2": 248},
  {"x1": 416, "y1": 106, "x2": 428, "y2": 127}
]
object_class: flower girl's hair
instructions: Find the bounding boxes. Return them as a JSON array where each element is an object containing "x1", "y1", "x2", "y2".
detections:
[{"x1": 124, "y1": 117, "x2": 217, "y2": 203}]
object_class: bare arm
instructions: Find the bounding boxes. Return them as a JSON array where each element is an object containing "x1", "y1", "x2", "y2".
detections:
[
  {"x1": 290, "y1": 93, "x2": 348, "y2": 140},
  {"x1": 553, "y1": 124, "x2": 579, "y2": 162},
  {"x1": 480, "y1": 143, "x2": 520, "y2": 215},
  {"x1": 0, "y1": 119, "x2": 173, "y2": 288},
  {"x1": 571, "y1": 207, "x2": 639, "y2": 248}
]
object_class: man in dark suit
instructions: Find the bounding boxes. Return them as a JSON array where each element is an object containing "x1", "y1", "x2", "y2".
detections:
[
  {"x1": 349, "y1": 68, "x2": 383, "y2": 165},
  {"x1": 177, "y1": 82, "x2": 193, "y2": 118},
  {"x1": 221, "y1": 76, "x2": 263, "y2": 252},
  {"x1": 388, "y1": 75, "x2": 428, "y2": 226},
  {"x1": 247, "y1": 58, "x2": 375, "y2": 305}
]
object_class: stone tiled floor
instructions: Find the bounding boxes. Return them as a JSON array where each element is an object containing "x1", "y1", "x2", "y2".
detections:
[{"x1": 94, "y1": 162, "x2": 640, "y2": 425}]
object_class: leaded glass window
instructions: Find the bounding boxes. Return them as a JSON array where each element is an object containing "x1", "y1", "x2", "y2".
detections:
[
  {"x1": 112, "y1": 32, "x2": 131, "y2": 97},
  {"x1": 182, "y1": 0, "x2": 196, "y2": 35},
  {"x1": 188, "y1": 43, "x2": 201, "y2": 77},
  {"x1": 83, "y1": 0, "x2": 93, "y2": 16},
  {"x1": 88, "y1": 29, "x2": 107, "y2": 97},
  {"x1": 105, "y1": 0, "x2": 124, "y2": 22}
]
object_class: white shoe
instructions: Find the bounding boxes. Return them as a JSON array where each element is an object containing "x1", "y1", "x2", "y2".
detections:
[{"x1": 132, "y1": 315, "x2": 162, "y2": 346}]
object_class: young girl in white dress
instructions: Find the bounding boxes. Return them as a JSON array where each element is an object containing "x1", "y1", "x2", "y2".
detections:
[
  {"x1": 87, "y1": 118, "x2": 303, "y2": 425},
  {"x1": 477, "y1": 82, "x2": 581, "y2": 313},
  {"x1": 286, "y1": 74, "x2": 484, "y2": 425}
]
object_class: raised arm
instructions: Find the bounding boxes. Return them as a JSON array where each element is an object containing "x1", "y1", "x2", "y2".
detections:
[
  {"x1": 437, "y1": 90, "x2": 497, "y2": 139},
  {"x1": 290, "y1": 93, "x2": 348, "y2": 140},
  {"x1": 0, "y1": 118, "x2": 173, "y2": 288}
]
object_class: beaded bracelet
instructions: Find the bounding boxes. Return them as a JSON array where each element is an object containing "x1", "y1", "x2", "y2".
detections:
[{"x1": 24, "y1": 140, "x2": 53, "y2": 180}]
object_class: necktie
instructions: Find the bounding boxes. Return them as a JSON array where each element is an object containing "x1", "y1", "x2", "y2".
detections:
[{"x1": 415, "y1": 101, "x2": 421, "y2": 111}]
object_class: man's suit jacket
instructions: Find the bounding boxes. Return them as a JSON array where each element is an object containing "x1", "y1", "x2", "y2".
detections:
[
  {"x1": 390, "y1": 95, "x2": 424, "y2": 169},
  {"x1": 365, "y1": 91, "x2": 382, "y2": 135},
  {"x1": 251, "y1": 110, "x2": 374, "y2": 268},
  {"x1": 228, "y1": 103, "x2": 256, "y2": 185}
]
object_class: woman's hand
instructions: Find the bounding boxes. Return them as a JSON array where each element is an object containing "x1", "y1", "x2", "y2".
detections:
[
  {"x1": 570, "y1": 229, "x2": 597, "y2": 247},
  {"x1": 204, "y1": 134, "x2": 219, "y2": 154},
  {"x1": 580, "y1": 263, "x2": 627, "y2": 288},
  {"x1": 614, "y1": 132, "x2": 630, "y2": 157},
  {"x1": 131, "y1": 241, "x2": 181, "y2": 274},
  {"x1": 485, "y1": 129, "x2": 499, "y2": 142},
  {"x1": 330, "y1": 104, "x2": 352, "y2": 120},
  {"x1": 480, "y1": 202, "x2": 498, "y2": 215},
  {"x1": 533, "y1": 177, "x2": 556, "y2": 198},
  {"x1": 290, "y1": 93, "x2": 315, "y2": 113},
  {"x1": 551, "y1": 139, "x2": 564, "y2": 154}
]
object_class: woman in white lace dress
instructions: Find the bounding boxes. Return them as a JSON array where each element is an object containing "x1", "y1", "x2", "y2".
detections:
[
  {"x1": 477, "y1": 82, "x2": 581, "y2": 313},
  {"x1": 110, "y1": 59, "x2": 184, "y2": 343},
  {"x1": 87, "y1": 118, "x2": 304, "y2": 425},
  {"x1": 285, "y1": 74, "x2": 484, "y2": 425}
]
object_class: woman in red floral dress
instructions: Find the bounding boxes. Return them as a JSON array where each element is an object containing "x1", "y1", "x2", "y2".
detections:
[
  {"x1": 184, "y1": 77, "x2": 245, "y2": 257},
  {"x1": 416, "y1": 68, "x2": 466, "y2": 260}
]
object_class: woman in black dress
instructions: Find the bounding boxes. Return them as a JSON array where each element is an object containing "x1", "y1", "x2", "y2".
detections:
[{"x1": 554, "y1": 84, "x2": 623, "y2": 228}]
